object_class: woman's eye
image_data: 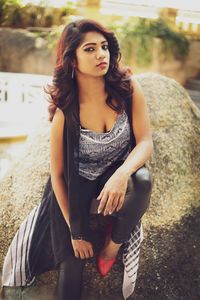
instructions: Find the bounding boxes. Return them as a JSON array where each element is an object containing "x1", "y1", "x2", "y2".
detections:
[
  {"x1": 84, "y1": 45, "x2": 108, "y2": 52},
  {"x1": 102, "y1": 44, "x2": 108, "y2": 50},
  {"x1": 84, "y1": 47, "x2": 94, "y2": 52}
]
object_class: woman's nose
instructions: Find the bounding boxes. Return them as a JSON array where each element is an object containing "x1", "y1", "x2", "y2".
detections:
[{"x1": 96, "y1": 48, "x2": 105, "y2": 59}]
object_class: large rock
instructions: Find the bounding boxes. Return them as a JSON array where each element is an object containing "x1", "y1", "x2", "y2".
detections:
[
  {"x1": 0, "y1": 73, "x2": 199, "y2": 300},
  {"x1": 0, "y1": 28, "x2": 54, "y2": 75}
]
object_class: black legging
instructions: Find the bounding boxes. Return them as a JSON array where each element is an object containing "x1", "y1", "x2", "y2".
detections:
[
  {"x1": 111, "y1": 165, "x2": 152, "y2": 243},
  {"x1": 57, "y1": 164, "x2": 153, "y2": 300},
  {"x1": 56, "y1": 256, "x2": 86, "y2": 300}
]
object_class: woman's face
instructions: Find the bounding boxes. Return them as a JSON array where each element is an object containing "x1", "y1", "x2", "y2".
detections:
[{"x1": 74, "y1": 31, "x2": 110, "y2": 78}]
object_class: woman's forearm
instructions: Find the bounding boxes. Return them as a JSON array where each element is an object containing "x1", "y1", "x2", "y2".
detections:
[
  {"x1": 117, "y1": 140, "x2": 154, "y2": 178},
  {"x1": 51, "y1": 174, "x2": 71, "y2": 230}
]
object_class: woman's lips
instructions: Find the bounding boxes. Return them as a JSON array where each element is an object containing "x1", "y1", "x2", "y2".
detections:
[{"x1": 96, "y1": 62, "x2": 107, "y2": 68}]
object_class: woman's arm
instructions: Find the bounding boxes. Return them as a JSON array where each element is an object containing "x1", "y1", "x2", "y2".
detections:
[
  {"x1": 50, "y1": 108, "x2": 71, "y2": 229},
  {"x1": 116, "y1": 76, "x2": 154, "y2": 177},
  {"x1": 97, "y1": 77, "x2": 153, "y2": 215},
  {"x1": 97, "y1": 79, "x2": 153, "y2": 215}
]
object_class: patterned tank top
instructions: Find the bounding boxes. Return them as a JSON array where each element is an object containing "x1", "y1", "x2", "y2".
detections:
[{"x1": 77, "y1": 109, "x2": 132, "y2": 180}]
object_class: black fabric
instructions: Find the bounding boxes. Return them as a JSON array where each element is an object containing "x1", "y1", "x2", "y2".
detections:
[
  {"x1": 50, "y1": 159, "x2": 129, "y2": 267},
  {"x1": 27, "y1": 93, "x2": 144, "y2": 282},
  {"x1": 52, "y1": 165, "x2": 152, "y2": 300},
  {"x1": 56, "y1": 256, "x2": 85, "y2": 300},
  {"x1": 27, "y1": 161, "x2": 152, "y2": 283},
  {"x1": 62, "y1": 94, "x2": 137, "y2": 240},
  {"x1": 111, "y1": 165, "x2": 152, "y2": 243}
]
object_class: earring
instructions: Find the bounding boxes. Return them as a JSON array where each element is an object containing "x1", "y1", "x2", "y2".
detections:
[{"x1": 71, "y1": 67, "x2": 74, "y2": 79}]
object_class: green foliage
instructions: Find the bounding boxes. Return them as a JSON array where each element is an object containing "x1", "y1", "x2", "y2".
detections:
[
  {"x1": 44, "y1": 26, "x2": 63, "y2": 49},
  {"x1": 0, "y1": 0, "x2": 21, "y2": 5},
  {"x1": 0, "y1": 0, "x2": 76, "y2": 27},
  {"x1": 146, "y1": 18, "x2": 189, "y2": 59},
  {"x1": 31, "y1": 25, "x2": 62, "y2": 50},
  {"x1": 0, "y1": 0, "x2": 23, "y2": 26},
  {"x1": 60, "y1": 1, "x2": 77, "y2": 16},
  {"x1": 107, "y1": 18, "x2": 190, "y2": 66}
]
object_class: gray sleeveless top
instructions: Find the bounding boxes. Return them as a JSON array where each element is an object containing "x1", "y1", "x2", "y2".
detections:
[{"x1": 76, "y1": 109, "x2": 132, "y2": 181}]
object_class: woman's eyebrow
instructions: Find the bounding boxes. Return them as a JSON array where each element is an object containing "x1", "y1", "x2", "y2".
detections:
[{"x1": 81, "y1": 40, "x2": 108, "y2": 47}]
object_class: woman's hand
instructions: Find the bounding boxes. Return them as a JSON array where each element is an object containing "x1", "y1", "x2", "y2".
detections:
[
  {"x1": 71, "y1": 237, "x2": 94, "y2": 259},
  {"x1": 97, "y1": 169, "x2": 129, "y2": 215}
]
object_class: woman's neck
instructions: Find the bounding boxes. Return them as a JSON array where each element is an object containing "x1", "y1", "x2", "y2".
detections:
[{"x1": 76, "y1": 74, "x2": 107, "y2": 104}]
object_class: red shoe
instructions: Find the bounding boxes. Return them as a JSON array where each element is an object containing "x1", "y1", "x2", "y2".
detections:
[
  {"x1": 97, "y1": 254, "x2": 116, "y2": 276},
  {"x1": 96, "y1": 222, "x2": 116, "y2": 276}
]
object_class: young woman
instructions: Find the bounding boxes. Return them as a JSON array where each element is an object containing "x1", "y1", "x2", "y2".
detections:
[{"x1": 1, "y1": 19, "x2": 153, "y2": 300}]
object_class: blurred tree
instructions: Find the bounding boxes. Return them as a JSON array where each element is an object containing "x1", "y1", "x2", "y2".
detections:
[
  {"x1": 0, "y1": 0, "x2": 23, "y2": 27},
  {"x1": 108, "y1": 18, "x2": 189, "y2": 66}
]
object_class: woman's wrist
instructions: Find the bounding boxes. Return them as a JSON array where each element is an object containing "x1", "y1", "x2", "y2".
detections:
[
  {"x1": 115, "y1": 166, "x2": 132, "y2": 180},
  {"x1": 70, "y1": 232, "x2": 84, "y2": 240}
]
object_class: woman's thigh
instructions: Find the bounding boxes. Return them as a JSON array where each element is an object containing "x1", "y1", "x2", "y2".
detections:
[
  {"x1": 117, "y1": 165, "x2": 153, "y2": 218},
  {"x1": 96, "y1": 162, "x2": 152, "y2": 214}
]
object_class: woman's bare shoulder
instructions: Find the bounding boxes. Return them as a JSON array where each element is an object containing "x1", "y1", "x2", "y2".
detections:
[
  {"x1": 51, "y1": 107, "x2": 65, "y2": 135},
  {"x1": 130, "y1": 75, "x2": 142, "y2": 91},
  {"x1": 53, "y1": 107, "x2": 65, "y2": 123}
]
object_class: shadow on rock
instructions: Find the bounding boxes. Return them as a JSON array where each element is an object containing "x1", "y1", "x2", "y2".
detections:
[{"x1": 134, "y1": 206, "x2": 200, "y2": 300}]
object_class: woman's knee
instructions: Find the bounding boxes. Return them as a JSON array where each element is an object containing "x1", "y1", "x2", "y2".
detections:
[
  {"x1": 116, "y1": 167, "x2": 152, "y2": 216},
  {"x1": 132, "y1": 166, "x2": 153, "y2": 192}
]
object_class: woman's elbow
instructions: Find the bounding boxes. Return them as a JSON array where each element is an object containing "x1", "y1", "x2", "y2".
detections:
[
  {"x1": 141, "y1": 138, "x2": 154, "y2": 156},
  {"x1": 50, "y1": 166, "x2": 64, "y2": 182}
]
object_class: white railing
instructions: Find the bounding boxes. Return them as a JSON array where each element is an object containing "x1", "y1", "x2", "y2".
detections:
[
  {"x1": 0, "y1": 72, "x2": 52, "y2": 181},
  {"x1": 0, "y1": 72, "x2": 51, "y2": 104},
  {"x1": 0, "y1": 72, "x2": 52, "y2": 138}
]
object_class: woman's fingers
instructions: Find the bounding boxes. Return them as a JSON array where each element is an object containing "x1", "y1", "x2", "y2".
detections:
[
  {"x1": 73, "y1": 241, "x2": 94, "y2": 260},
  {"x1": 98, "y1": 190, "x2": 120, "y2": 215},
  {"x1": 103, "y1": 194, "x2": 115, "y2": 215},
  {"x1": 79, "y1": 249, "x2": 85, "y2": 259},
  {"x1": 115, "y1": 195, "x2": 124, "y2": 212},
  {"x1": 87, "y1": 247, "x2": 94, "y2": 258},
  {"x1": 110, "y1": 195, "x2": 121, "y2": 213},
  {"x1": 83, "y1": 244, "x2": 93, "y2": 259},
  {"x1": 98, "y1": 190, "x2": 108, "y2": 213},
  {"x1": 98, "y1": 187, "x2": 123, "y2": 215},
  {"x1": 83, "y1": 246, "x2": 94, "y2": 259},
  {"x1": 74, "y1": 249, "x2": 80, "y2": 259},
  {"x1": 78, "y1": 246, "x2": 87, "y2": 259},
  {"x1": 104, "y1": 193, "x2": 122, "y2": 215},
  {"x1": 71, "y1": 240, "x2": 79, "y2": 258},
  {"x1": 88, "y1": 244, "x2": 94, "y2": 257}
]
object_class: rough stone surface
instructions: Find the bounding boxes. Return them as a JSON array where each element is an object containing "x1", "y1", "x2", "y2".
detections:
[
  {"x1": 0, "y1": 73, "x2": 200, "y2": 299},
  {"x1": 0, "y1": 28, "x2": 54, "y2": 75}
]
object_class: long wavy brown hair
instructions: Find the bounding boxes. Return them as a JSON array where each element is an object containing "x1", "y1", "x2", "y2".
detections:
[{"x1": 45, "y1": 18, "x2": 133, "y2": 126}]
